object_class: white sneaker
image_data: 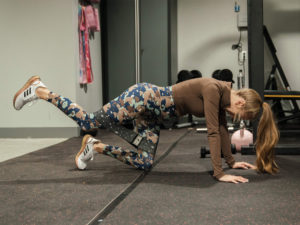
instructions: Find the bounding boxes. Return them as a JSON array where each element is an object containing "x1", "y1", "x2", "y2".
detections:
[
  {"x1": 75, "y1": 135, "x2": 99, "y2": 170},
  {"x1": 13, "y1": 76, "x2": 46, "y2": 110}
]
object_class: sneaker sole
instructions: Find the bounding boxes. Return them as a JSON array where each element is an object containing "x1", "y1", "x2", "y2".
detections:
[
  {"x1": 13, "y1": 75, "x2": 41, "y2": 110},
  {"x1": 75, "y1": 134, "x2": 92, "y2": 170}
]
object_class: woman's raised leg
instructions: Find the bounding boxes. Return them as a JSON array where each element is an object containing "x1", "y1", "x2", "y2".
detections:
[{"x1": 13, "y1": 76, "x2": 99, "y2": 131}]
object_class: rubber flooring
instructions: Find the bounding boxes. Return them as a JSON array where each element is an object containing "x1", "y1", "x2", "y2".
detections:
[{"x1": 1, "y1": 128, "x2": 300, "y2": 225}]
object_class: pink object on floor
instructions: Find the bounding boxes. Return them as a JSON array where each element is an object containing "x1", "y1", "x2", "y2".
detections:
[{"x1": 231, "y1": 128, "x2": 253, "y2": 151}]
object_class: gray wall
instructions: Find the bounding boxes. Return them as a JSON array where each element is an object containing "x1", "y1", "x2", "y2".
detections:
[
  {"x1": 177, "y1": 0, "x2": 248, "y2": 89},
  {"x1": 177, "y1": 0, "x2": 300, "y2": 91},
  {"x1": 0, "y1": 0, "x2": 102, "y2": 138},
  {"x1": 140, "y1": 0, "x2": 168, "y2": 85}
]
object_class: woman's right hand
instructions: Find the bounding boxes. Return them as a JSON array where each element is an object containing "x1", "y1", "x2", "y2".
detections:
[{"x1": 218, "y1": 174, "x2": 249, "y2": 184}]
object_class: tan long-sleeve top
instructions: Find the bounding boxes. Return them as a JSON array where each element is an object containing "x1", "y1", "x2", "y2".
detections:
[{"x1": 172, "y1": 77, "x2": 235, "y2": 179}]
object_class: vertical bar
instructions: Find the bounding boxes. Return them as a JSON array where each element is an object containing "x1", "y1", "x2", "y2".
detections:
[
  {"x1": 167, "y1": 0, "x2": 172, "y2": 86},
  {"x1": 247, "y1": 0, "x2": 264, "y2": 141},
  {"x1": 248, "y1": 0, "x2": 264, "y2": 95},
  {"x1": 168, "y1": 0, "x2": 178, "y2": 86},
  {"x1": 135, "y1": 0, "x2": 140, "y2": 84},
  {"x1": 100, "y1": 0, "x2": 109, "y2": 104}
]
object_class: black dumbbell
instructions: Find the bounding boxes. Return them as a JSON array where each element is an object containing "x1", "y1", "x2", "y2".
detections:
[{"x1": 200, "y1": 144, "x2": 236, "y2": 158}]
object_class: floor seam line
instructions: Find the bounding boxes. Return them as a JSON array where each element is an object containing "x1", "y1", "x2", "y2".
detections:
[{"x1": 86, "y1": 130, "x2": 190, "y2": 225}]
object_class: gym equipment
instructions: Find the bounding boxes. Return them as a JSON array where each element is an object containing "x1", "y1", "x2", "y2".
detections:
[
  {"x1": 263, "y1": 25, "x2": 300, "y2": 125},
  {"x1": 200, "y1": 144, "x2": 237, "y2": 158},
  {"x1": 211, "y1": 69, "x2": 235, "y2": 84},
  {"x1": 190, "y1": 70, "x2": 202, "y2": 79},
  {"x1": 241, "y1": 144, "x2": 300, "y2": 155},
  {"x1": 237, "y1": 69, "x2": 244, "y2": 90},
  {"x1": 231, "y1": 121, "x2": 253, "y2": 151},
  {"x1": 231, "y1": 128, "x2": 253, "y2": 151},
  {"x1": 176, "y1": 70, "x2": 191, "y2": 84},
  {"x1": 196, "y1": 126, "x2": 235, "y2": 133},
  {"x1": 175, "y1": 121, "x2": 199, "y2": 129},
  {"x1": 264, "y1": 90, "x2": 300, "y2": 124},
  {"x1": 247, "y1": 1, "x2": 300, "y2": 155}
]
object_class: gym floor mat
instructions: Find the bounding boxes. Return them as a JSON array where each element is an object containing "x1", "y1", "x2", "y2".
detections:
[
  {"x1": 103, "y1": 132, "x2": 300, "y2": 225},
  {"x1": 0, "y1": 128, "x2": 185, "y2": 225},
  {"x1": 1, "y1": 129, "x2": 300, "y2": 225}
]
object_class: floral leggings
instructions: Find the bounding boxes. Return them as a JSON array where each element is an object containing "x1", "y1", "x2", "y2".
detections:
[{"x1": 47, "y1": 83, "x2": 177, "y2": 170}]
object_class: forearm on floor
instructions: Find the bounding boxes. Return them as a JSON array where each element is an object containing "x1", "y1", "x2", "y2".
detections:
[
  {"x1": 207, "y1": 135, "x2": 225, "y2": 179},
  {"x1": 220, "y1": 124, "x2": 235, "y2": 167}
]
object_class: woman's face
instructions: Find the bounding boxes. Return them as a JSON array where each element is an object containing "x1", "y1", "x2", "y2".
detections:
[{"x1": 226, "y1": 97, "x2": 252, "y2": 121}]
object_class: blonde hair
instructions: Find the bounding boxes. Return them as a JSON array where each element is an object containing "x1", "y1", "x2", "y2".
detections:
[{"x1": 236, "y1": 89, "x2": 279, "y2": 174}]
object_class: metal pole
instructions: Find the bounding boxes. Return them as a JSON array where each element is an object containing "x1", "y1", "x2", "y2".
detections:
[
  {"x1": 247, "y1": 0, "x2": 264, "y2": 96},
  {"x1": 247, "y1": 0, "x2": 264, "y2": 142},
  {"x1": 135, "y1": 0, "x2": 140, "y2": 83}
]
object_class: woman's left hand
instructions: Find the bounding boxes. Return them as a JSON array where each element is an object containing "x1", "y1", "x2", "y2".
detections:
[{"x1": 232, "y1": 162, "x2": 256, "y2": 170}]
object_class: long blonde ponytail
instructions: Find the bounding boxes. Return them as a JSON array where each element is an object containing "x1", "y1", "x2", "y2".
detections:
[
  {"x1": 236, "y1": 89, "x2": 279, "y2": 174},
  {"x1": 255, "y1": 102, "x2": 279, "y2": 174}
]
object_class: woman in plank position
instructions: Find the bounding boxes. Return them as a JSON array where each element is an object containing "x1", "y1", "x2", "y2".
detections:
[{"x1": 13, "y1": 76, "x2": 279, "y2": 184}]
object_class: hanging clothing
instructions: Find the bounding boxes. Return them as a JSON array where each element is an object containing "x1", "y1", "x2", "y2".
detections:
[{"x1": 78, "y1": 5, "x2": 100, "y2": 84}]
